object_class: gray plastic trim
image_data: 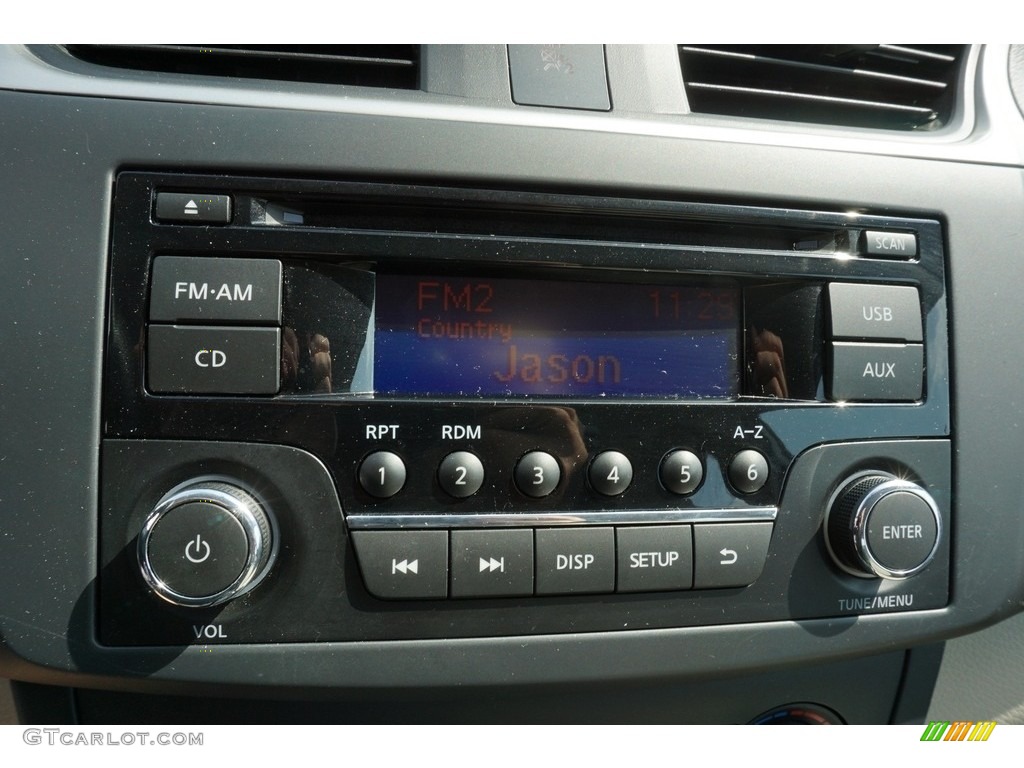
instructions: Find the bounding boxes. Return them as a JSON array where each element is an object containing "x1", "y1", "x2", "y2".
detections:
[{"x1": 2, "y1": 45, "x2": 1022, "y2": 167}]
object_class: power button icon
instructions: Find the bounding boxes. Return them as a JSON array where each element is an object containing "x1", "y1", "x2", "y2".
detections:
[
  {"x1": 139, "y1": 484, "x2": 272, "y2": 607},
  {"x1": 184, "y1": 534, "x2": 212, "y2": 564}
]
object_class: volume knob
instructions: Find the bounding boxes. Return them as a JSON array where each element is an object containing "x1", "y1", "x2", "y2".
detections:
[
  {"x1": 825, "y1": 472, "x2": 941, "y2": 580},
  {"x1": 138, "y1": 480, "x2": 275, "y2": 607}
]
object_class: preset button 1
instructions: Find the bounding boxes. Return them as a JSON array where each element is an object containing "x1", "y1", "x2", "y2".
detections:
[{"x1": 358, "y1": 451, "x2": 407, "y2": 499}]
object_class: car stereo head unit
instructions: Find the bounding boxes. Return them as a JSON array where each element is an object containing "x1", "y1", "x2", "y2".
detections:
[{"x1": 98, "y1": 172, "x2": 950, "y2": 647}]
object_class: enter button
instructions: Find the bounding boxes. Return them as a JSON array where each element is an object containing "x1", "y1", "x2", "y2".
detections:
[
  {"x1": 865, "y1": 491, "x2": 939, "y2": 574},
  {"x1": 616, "y1": 525, "x2": 693, "y2": 593}
]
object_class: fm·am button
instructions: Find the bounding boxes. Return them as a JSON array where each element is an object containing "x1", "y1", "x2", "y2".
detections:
[{"x1": 147, "y1": 325, "x2": 281, "y2": 395}]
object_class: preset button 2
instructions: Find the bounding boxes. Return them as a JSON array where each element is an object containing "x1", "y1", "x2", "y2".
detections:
[{"x1": 438, "y1": 451, "x2": 485, "y2": 498}]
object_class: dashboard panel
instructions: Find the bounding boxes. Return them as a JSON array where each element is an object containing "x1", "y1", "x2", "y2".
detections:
[{"x1": 2, "y1": 43, "x2": 1024, "y2": 724}]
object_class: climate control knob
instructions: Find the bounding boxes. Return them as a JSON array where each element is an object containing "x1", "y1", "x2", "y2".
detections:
[
  {"x1": 825, "y1": 472, "x2": 941, "y2": 580},
  {"x1": 138, "y1": 480, "x2": 275, "y2": 607}
]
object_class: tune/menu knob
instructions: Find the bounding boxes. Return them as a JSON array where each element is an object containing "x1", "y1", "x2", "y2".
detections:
[
  {"x1": 825, "y1": 472, "x2": 941, "y2": 580},
  {"x1": 138, "y1": 480, "x2": 275, "y2": 607}
]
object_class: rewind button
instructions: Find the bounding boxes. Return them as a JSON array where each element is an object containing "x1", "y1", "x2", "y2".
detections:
[
  {"x1": 451, "y1": 529, "x2": 533, "y2": 598},
  {"x1": 351, "y1": 531, "x2": 447, "y2": 600}
]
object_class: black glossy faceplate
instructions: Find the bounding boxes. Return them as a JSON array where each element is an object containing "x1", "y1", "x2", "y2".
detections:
[{"x1": 100, "y1": 172, "x2": 950, "y2": 645}]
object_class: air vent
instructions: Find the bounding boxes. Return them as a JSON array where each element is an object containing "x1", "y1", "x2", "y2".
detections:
[
  {"x1": 64, "y1": 45, "x2": 421, "y2": 90},
  {"x1": 679, "y1": 45, "x2": 967, "y2": 131}
]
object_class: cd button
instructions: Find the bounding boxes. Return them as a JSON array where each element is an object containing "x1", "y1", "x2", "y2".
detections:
[
  {"x1": 350, "y1": 530, "x2": 448, "y2": 600},
  {"x1": 438, "y1": 451, "x2": 485, "y2": 498},
  {"x1": 147, "y1": 325, "x2": 280, "y2": 395},
  {"x1": 535, "y1": 527, "x2": 615, "y2": 595},
  {"x1": 450, "y1": 529, "x2": 534, "y2": 598},
  {"x1": 589, "y1": 451, "x2": 633, "y2": 496},
  {"x1": 514, "y1": 451, "x2": 561, "y2": 498}
]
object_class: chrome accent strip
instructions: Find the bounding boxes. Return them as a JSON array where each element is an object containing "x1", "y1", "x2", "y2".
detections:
[{"x1": 346, "y1": 506, "x2": 778, "y2": 530}]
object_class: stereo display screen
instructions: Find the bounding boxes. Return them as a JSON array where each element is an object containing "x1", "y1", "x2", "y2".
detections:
[{"x1": 373, "y1": 274, "x2": 740, "y2": 398}]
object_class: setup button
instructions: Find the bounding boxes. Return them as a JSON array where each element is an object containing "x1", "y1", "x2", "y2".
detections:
[{"x1": 617, "y1": 526, "x2": 693, "y2": 592}]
